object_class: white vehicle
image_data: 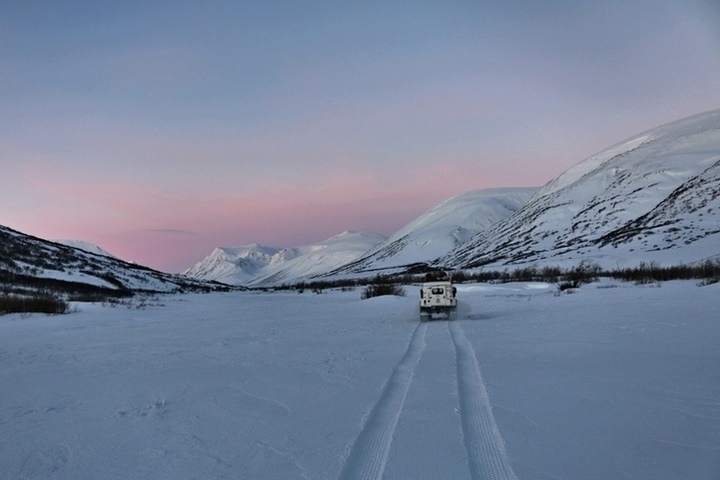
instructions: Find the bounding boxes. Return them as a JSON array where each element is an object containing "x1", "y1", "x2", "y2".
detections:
[{"x1": 419, "y1": 281, "x2": 457, "y2": 320}]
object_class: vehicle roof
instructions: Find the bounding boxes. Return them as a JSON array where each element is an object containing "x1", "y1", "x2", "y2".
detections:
[{"x1": 421, "y1": 281, "x2": 453, "y2": 287}]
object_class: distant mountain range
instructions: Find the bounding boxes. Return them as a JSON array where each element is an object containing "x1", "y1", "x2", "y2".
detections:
[
  {"x1": 186, "y1": 110, "x2": 720, "y2": 286},
  {"x1": 3, "y1": 110, "x2": 719, "y2": 291},
  {"x1": 184, "y1": 188, "x2": 536, "y2": 286},
  {"x1": 323, "y1": 188, "x2": 538, "y2": 278},
  {"x1": 184, "y1": 231, "x2": 388, "y2": 286}
]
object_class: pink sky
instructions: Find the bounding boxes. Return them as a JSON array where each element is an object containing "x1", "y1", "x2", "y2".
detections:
[
  {"x1": 5, "y1": 160, "x2": 537, "y2": 271},
  {"x1": 2, "y1": 1, "x2": 720, "y2": 272}
]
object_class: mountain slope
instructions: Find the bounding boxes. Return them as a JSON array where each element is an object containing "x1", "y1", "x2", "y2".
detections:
[
  {"x1": 324, "y1": 188, "x2": 537, "y2": 277},
  {"x1": 252, "y1": 231, "x2": 389, "y2": 286},
  {"x1": 53, "y1": 239, "x2": 117, "y2": 258},
  {"x1": 185, "y1": 231, "x2": 387, "y2": 286},
  {"x1": 0, "y1": 225, "x2": 225, "y2": 295},
  {"x1": 441, "y1": 110, "x2": 720, "y2": 270}
]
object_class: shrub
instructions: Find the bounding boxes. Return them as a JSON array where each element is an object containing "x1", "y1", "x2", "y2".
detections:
[
  {"x1": 0, "y1": 293, "x2": 70, "y2": 315},
  {"x1": 610, "y1": 259, "x2": 720, "y2": 284}
]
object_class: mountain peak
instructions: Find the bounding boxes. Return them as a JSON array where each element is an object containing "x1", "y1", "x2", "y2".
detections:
[
  {"x1": 324, "y1": 187, "x2": 538, "y2": 278},
  {"x1": 185, "y1": 231, "x2": 387, "y2": 286},
  {"x1": 53, "y1": 239, "x2": 116, "y2": 258}
]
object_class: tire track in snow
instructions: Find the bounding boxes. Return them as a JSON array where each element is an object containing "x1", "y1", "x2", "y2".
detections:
[
  {"x1": 337, "y1": 321, "x2": 428, "y2": 480},
  {"x1": 449, "y1": 321, "x2": 518, "y2": 480}
]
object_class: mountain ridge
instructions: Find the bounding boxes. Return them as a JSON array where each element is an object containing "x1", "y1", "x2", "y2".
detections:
[
  {"x1": 184, "y1": 231, "x2": 387, "y2": 286},
  {"x1": 187, "y1": 107, "x2": 720, "y2": 285},
  {"x1": 53, "y1": 239, "x2": 117, "y2": 259},
  {"x1": 185, "y1": 187, "x2": 538, "y2": 286},
  {"x1": 322, "y1": 187, "x2": 538, "y2": 279},
  {"x1": 440, "y1": 109, "x2": 720, "y2": 270},
  {"x1": 0, "y1": 224, "x2": 227, "y2": 296}
]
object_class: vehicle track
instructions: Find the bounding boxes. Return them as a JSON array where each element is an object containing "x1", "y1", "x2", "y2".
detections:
[
  {"x1": 337, "y1": 321, "x2": 428, "y2": 480},
  {"x1": 337, "y1": 320, "x2": 517, "y2": 480},
  {"x1": 449, "y1": 321, "x2": 518, "y2": 480}
]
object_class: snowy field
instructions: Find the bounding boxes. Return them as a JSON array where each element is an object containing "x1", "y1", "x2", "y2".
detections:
[{"x1": 1, "y1": 280, "x2": 719, "y2": 480}]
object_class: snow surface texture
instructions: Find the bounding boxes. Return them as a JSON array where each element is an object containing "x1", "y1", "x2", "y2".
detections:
[
  {"x1": 2, "y1": 281, "x2": 718, "y2": 479},
  {"x1": 444, "y1": 110, "x2": 720, "y2": 270},
  {"x1": 184, "y1": 231, "x2": 388, "y2": 286}
]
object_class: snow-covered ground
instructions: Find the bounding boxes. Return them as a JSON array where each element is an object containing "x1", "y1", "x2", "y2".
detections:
[{"x1": 1, "y1": 281, "x2": 718, "y2": 479}]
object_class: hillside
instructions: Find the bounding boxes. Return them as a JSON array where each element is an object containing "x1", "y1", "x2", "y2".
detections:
[
  {"x1": 186, "y1": 188, "x2": 538, "y2": 287},
  {"x1": 325, "y1": 188, "x2": 537, "y2": 278},
  {"x1": 53, "y1": 239, "x2": 117, "y2": 258},
  {"x1": 441, "y1": 110, "x2": 720, "y2": 271},
  {"x1": 0, "y1": 225, "x2": 226, "y2": 297}
]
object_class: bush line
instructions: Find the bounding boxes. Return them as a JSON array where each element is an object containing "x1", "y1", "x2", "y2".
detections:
[
  {"x1": 266, "y1": 259, "x2": 720, "y2": 293},
  {"x1": 0, "y1": 293, "x2": 70, "y2": 315}
]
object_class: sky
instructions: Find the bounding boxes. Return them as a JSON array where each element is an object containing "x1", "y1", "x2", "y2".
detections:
[{"x1": 2, "y1": 1, "x2": 720, "y2": 273}]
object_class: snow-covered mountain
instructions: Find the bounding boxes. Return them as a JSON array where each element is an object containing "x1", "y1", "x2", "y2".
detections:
[
  {"x1": 325, "y1": 188, "x2": 537, "y2": 278},
  {"x1": 0, "y1": 225, "x2": 225, "y2": 294},
  {"x1": 185, "y1": 231, "x2": 387, "y2": 286},
  {"x1": 53, "y1": 239, "x2": 116, "y2": 258},
  {"x1": 184, "y1": 244, "x2": 283, "y2": 286},
  {"x1": 189, "y1": 111, "x2": 720, "y2": 285},
  {"x1": 441, "y1": 110, "x2": 720, "y2": 270}
]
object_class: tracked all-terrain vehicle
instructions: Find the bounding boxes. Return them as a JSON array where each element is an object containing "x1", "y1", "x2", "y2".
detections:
[{"x1": 419, "y1": 281, "x2": 457, "y2": 320}]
